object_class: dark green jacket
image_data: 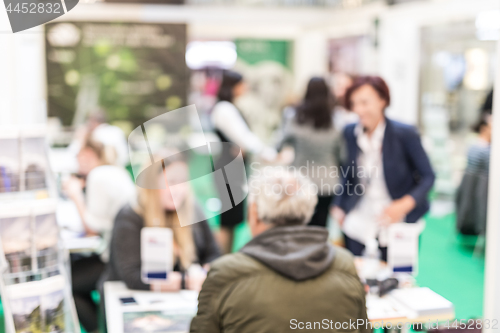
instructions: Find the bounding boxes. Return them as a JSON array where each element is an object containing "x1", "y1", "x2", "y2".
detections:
[{"x1": 190, "y1": 226, "x2": 370, "y2": 333}]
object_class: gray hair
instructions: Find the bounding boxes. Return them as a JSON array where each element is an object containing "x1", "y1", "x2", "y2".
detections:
[{"x1": 248, "y1": 167, "x2": 318, "y2": 226}]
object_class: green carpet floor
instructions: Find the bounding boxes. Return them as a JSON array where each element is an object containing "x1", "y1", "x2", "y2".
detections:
[{"x1": 415, "y1": 213, "x2": 484, "y2": 320}]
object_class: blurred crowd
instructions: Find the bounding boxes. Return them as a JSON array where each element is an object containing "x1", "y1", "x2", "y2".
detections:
[{"x1": 62, "y1": 70, "x2": 492, "y2": 333}]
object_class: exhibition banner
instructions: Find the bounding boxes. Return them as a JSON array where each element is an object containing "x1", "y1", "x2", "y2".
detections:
[
  {"x1": 233, "y1": 39, "x2": 293, "y2": 145},
  {"x1": 45, "y1": 22, "x2": 188, "y2": 129}
]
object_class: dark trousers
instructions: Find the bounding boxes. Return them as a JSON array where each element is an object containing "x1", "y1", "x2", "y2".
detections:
[
  {"x1": 343, "y1": 233, "x2": 388, "y2": 262},
  {"x1": 308, "y1": 195, "x2": 334, "y2": 228},
  {"x1": 71, "y1": 254, "x2": 105, "y2": 332}
]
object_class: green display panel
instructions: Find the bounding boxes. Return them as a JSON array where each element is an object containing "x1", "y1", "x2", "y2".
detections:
[
  {"x1": 233, "y1": 39, "x2": 293, "y2": 145},
  {"x1": 45, "y1": 22, "x2": 188, "y2": 128},
  {"x1": 235, "y1": 39, "x2": 292, "y2": 69}
]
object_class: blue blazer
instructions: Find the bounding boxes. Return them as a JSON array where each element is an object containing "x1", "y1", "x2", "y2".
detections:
[{"x1": 336, "y1": 118, "x2": 435, "y2": 223}]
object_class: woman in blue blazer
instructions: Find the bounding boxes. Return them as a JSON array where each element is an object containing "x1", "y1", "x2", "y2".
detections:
[{"x1": 332, "y1": 76, "x2": 435, "y2": 260}]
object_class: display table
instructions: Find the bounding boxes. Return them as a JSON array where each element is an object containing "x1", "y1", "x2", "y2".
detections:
[
  {"x1": 367, "y1": 289, "x2": 455, "y2": 328},
  {"x1": 104, "y1": 277, "x2": 455, "y2": 333},
  {"x1": 104, "y1": 281, "x2": 198, "y2": 333},
  {"x1": 57, "y1": 199, "x2": 103, "y2": 253},
  {"x1": 355, "y1": 257, "x2": 455, "y2": 330}
]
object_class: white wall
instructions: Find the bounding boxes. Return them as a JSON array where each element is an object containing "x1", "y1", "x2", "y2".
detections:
[
  {"x1": 378, "y1": 12, "x2": 421, "y2": 124},
  {"x1": 0, "y1": 0, "x2": 498, "y2": 125},
  {"x1": 328, "y1": 0, "x2": 500, "y2": 124},
  {"x1": 0, "y1": 10, "x2": 45, "y2": 127},
  {"x1": 293, "y1": 30, "x2": 328, "y2": 94}
]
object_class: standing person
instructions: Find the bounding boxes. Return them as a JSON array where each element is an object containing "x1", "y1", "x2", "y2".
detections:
[
  {"x1": 332, "y1": 76, "x2": 435, "y2": 261},
  {"x1": 481, "y1": 89, "x2": 493, "y2": 114},
  {"x1": 190, "y1": 168, "x2": 369, "y2": 333},
  {"x1": 331, "y1": 72, "x2": 358, "y2": 131},
  {"x1": 456, "y1": 113, "x2": 492, "y2": 235},
  {"x1": 69, "y1": 109, "x2": 130, "y2": 167},
  {"x1": 63, "y1": 139, "x2": 136, "y2": 333},
  {"x1": 211, "y1": 70, "x2": 276, "y2": 253},
  {"x1": 280, "y1": 77, "x2": 342, "y2": 227}
]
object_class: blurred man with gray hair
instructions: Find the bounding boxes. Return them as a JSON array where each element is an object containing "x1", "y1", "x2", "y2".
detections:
[{"x1": 190, "y1": 167, "x2": 369, "y2": 333}]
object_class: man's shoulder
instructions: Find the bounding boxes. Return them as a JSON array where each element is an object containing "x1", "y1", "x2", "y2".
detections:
[
  {"x1": 330, "y1": 246, "x2": 358, "y2": 277},
  {"x1": 209, "y1": 252, "x2": 264, "y2": 279},
  {"x1": 209, "y1": 247, "x2": 359, "y2": 282},
  {"x1": 199, "y1": 253, "x2": 267, "y2": 295}
]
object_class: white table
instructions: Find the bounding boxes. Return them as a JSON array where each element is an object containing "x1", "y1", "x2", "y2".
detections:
[
  {"x1": 57, "y1": 200, "x2": 103, "y2": 253},
  {"x1": 355, "y1": 257, "x2": 455, "y2": 331},
  {"x1": 104, "y1": 281, "x2": 454, "y2": 333},
  {"x1": 104, "y1": 281, "x2": 198, "y2": 333},
  {"x1": 367, "y1": 289, "x2": 455, "y2": 330}
]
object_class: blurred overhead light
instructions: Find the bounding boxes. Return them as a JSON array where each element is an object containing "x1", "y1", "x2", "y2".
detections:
[
  {"x1": 464, "y1": 48, "x2": 489, "y2": 91},
  {"x1": 186, "y1": 41, "x2": 237, "y2": 70},
  {"x1": 476, "y1": 10, "x2": 500, "y2": 41}
]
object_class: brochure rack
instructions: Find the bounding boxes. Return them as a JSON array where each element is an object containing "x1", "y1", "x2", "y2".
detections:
[{"x1": 0, "y1": 127, "x2": 80, "y2": 333}]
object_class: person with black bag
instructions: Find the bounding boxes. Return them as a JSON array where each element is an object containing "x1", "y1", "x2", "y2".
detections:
[
  {"x1": 456, "y1": 113, "x2": 492, "y2": 236},
  {"x1": 211, "y1": 70, "x2": 276, "y2": 253}
]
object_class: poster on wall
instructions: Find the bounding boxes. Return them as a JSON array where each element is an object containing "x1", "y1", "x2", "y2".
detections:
[
  {"x1": 328, "y1": 36, "x2": 366, "y2": 75},
  {"x1": 328, "y1": 36, "x2": 370, "y2": 130},
  {"x1": 233, "y1": 39, "x2": 293, "y2": 145},
  {"x1": 45, "y1": 22, "x2": 188, "y2": 130}
]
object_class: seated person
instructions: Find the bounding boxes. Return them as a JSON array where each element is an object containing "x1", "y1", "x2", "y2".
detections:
[
  {"x1": 63, "y1": 139, "x2": 136, "y2": 333},
  {"x1": 190, "y1": 168, "x2": 369, "y2": 333},
  {"x1": 100, "y1": 152, "x2": 220, "y2": 293}
]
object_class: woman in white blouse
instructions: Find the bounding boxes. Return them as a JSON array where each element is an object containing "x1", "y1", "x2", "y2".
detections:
[
  {"x1": 211, "y1": 70, "x2": 276, "y2": 253},
  {"x1": 333, "y1": 76, "x2": 435, "y2": 261},
  {"x1": 63, "y1": 138, "x2": 136, "y2": 332}
]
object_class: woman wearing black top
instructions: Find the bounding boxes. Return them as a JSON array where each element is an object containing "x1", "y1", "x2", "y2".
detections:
[{"x1": 211, "y1": 70, "x2": 276, "y2": 253}]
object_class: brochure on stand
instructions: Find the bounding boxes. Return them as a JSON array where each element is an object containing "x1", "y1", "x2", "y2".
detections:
[
  {"x1": 0, "y1": 200, "x2": 81, "y2": 333},
  {"x1": 6, "y1": 275, "x2": 66, "y2": 333},
  {"x1": 0, "y1": 126, "x2": 55, "y2": 200}
]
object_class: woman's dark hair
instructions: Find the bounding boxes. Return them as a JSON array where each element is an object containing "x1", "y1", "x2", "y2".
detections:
[
  {"x1": 345, "y1": 76, "x2": 391, "y2": 111},
  {"x1": 295, "y1": 77, "x2": 334, "y2": 130},
  {"x1": 217, "y1": 70, "x2": 243, "y2": 103},
  {"x1": 473, "y1": 112, "x2": 492, "y2": 133},
  {"x1": 481, "y1": 89, "x2": 493, "y2": 114}
]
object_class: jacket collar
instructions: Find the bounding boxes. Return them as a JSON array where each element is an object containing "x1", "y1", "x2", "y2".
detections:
[
  {"x1": 240, "y1": 225, "x2": 336, "y2": 281},
  {"x1": 354, "y1": 118, "x2": 387, "y2": 153}
]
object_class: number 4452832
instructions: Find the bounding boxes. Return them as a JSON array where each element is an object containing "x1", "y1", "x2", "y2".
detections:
[
  {"x1": 5, "y1": 2, "x2": 61, "y2": 13},
  {"x1": 442, "y1": 319, "x2": 498, "y2": 330}
]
